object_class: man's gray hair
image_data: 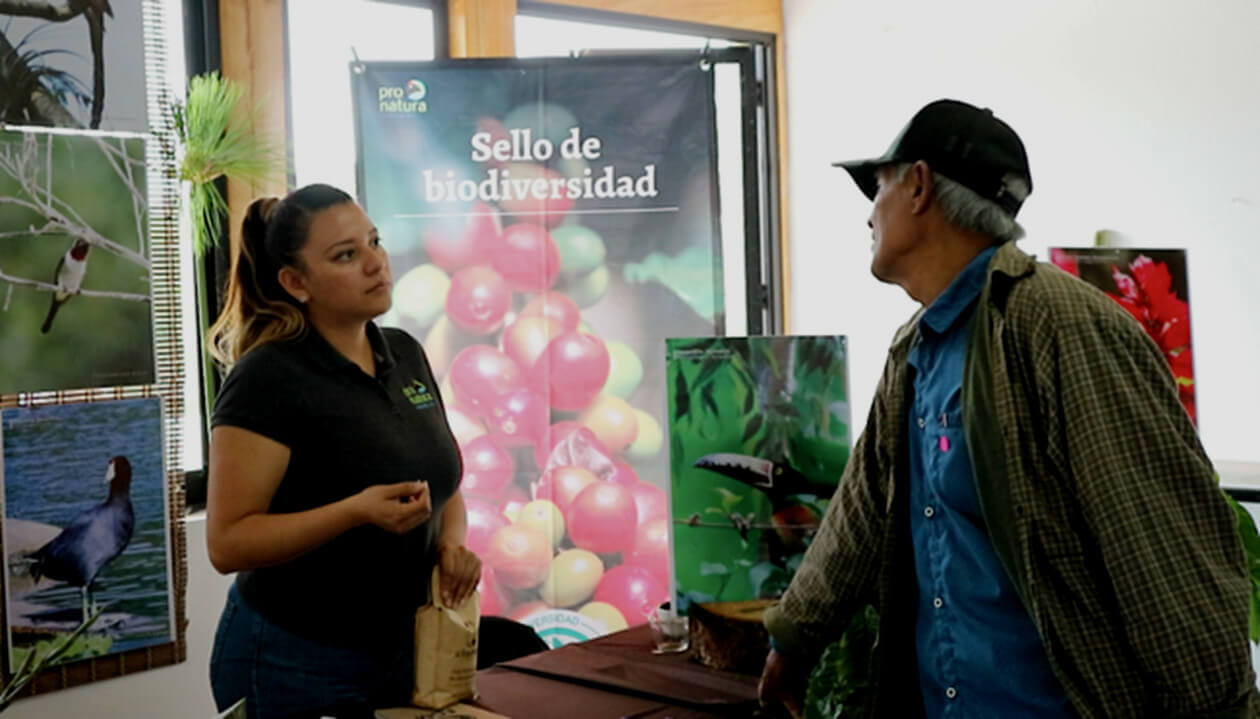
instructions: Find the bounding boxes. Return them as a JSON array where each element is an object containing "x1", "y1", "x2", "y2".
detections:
[{"x1": 887, "y1": 163, "x2": 1026, "y2": 242}]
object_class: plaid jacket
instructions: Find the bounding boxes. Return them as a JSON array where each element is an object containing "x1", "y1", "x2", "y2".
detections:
[{"x1": 764, "y1": 241, "x2": 1259, "y2": 718}]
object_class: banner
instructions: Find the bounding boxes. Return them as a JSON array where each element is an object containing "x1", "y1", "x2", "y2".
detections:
[
  {"x1": 1050, "y1": 247, "x2": 1195, "y2": 423},
  {"x1": 665, "y1": 336, "x2": 850, "y2": 610},
  {"x1": 354, "y1": 59, "x2": 723, "y2": 635}
]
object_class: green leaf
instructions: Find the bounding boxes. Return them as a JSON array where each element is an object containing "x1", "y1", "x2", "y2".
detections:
[
  {"x1": 672, "y1": 370, "x2": 691, "y2": 420},
  {"x1": 749, "y1": 562, "x2": 791, "y2": 597},
  {"x1": 701, "y1": 384, "x2": 719, "y2": 418},
  {"x1": 1223, "y1": 490, "x2": 1260, "y2": 642},
  {"x1": 805, "y1": 606, "x2": 879, "y2": 719},
  {"x1": 715, "y1": 487, "x2": 745, "y2": 513},
  {"x1": 741, "y1": 413, "x2": 765, "y2": 444},
  {"x1": 694, "y1": 355, "x2": 726, "y2": 393}
]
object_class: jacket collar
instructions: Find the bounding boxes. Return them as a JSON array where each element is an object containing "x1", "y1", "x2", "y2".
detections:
[
  {"x1": 985, "y1": 240, "x2": 1037, "y2": 310},
  {"x1": 887, "y1": 240, "x2": 1036, "y2": 358}
]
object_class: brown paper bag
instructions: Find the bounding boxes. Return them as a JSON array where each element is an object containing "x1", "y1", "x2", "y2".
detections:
[{"x1": 412, "y1": 566, "x2": 481, "y2": 709}]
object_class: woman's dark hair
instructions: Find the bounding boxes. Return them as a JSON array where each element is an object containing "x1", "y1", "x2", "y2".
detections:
[{"x1": 208, "y1": 184, "x2": 354, "y2": 366}]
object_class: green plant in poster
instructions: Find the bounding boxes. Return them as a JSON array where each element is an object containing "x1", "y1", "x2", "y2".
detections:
[{"x1": 666, "y1": 336, "x2": 850, "y2": 610}]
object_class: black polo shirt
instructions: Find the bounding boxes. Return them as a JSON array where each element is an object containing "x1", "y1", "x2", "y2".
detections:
[{"x1": 212, "y1": 323, "x2": 462, "y2": 648}]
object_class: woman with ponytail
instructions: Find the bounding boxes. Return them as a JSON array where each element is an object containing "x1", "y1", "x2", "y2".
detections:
[{"x1": 205, "y1": 184, "x2": 479, "y2": 718}]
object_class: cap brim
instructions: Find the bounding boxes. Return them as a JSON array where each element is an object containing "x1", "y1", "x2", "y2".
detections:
[{"x1": 831, "y1": 158, "x2": 884, "y2": 202}]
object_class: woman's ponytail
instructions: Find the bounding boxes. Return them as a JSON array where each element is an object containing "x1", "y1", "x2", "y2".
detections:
[
  {"x1": 207, "y1": 197, "x2": 306, "y2": 367},
  {"x1": 207, "y1": 184, "x2": 354, "y2": 368}
]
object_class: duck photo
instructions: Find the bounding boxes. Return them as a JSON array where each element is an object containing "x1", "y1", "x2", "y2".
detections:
[{"x1": 1, "y1": 398, "x2": 173, "y2": 669}]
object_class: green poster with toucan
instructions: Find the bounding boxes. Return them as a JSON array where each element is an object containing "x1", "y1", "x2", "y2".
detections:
[{"x1": 667, "y1": 336, "x2": 850, "y2": 611}]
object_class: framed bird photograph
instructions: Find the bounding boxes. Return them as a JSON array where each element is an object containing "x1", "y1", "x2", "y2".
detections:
[
  {"x1": 0, "y1": 0, "x2": 149, "y2": 132},
  {"x1": 0, "y1": 397, "x2": 174, "y2": 669},
  {"x1": 0, "y1": 128, "x2": 155, "y2": 393},
  {"x1": 665, "y1": 336, "x2": 851, "y2": 613}
]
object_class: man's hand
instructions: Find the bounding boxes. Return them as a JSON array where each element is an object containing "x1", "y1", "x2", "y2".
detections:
[
  {"x1": 759, "y1": 648, "x2": 805, "y2": 719},
  {"x1": 437, "y1": 543, "x2": 481, "y2": 607},
  {"x1": 355, "y1": 480, "x2": 431, "y2": 534}
]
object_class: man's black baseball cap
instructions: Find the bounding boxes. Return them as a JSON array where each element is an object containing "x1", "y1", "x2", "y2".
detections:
[{"x1": 833, "y1": 99, "x2": 1032, "y2": 217}]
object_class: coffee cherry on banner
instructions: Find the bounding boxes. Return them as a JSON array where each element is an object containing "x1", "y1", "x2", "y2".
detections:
[
  {"x1": 460, "y1": 435, "x2": 516, "y2": 498},
  {"x1": 445, "y1": 265, "x2": 511, "y2": 335},
  {"x1": 515, "y1": 499, "x2": 566, "y2": 548},
  {"x1": 424, "y1": 202, "x2": 500, "y2": 273},
  {"x1": 465, "y1": 496, "x2": 509, "y2": 557},
  {"x1": 593, "y1": 565, "x2": 667, "y2": 625},
  {"x1": 625, "y1": 409, "x2": 663, "y2": 460},
  {"x1": 485, "y1": 525, "x2": 553, "y2": 590},
  {"x1": 627, "y1": 481, "x2": 668, "y2": 525},
  {"x1": 492, "y1": 223, "x2": 561, "y2": 293},
  {"x1": 550, "y1": 225, "x2": 607, "y2": 276},
  {"x1": 448, "y1": 345, "x2": 524, "y2": 416},
  {"x1": 534, "y1": 332, "x2": 609, "y2": 412},
  {"x1": 517, "y1": 291, "x2": 582, "y2": 333},
  {"x1": 534, "y1": 465, "x2": 598, "y2": 514},
  {"x1": 541, "y1": 549, "x2": 605, "y2": 608},
  {"x1": 578, "y1": 394, "x2": 639, "y2": 453},
  {"x1": 484, "y1": 386, "x2": 549, "y2": 448},
  {"x1": 567, "y1": 482, "x2": 637, "y2": 555},
  {"x1": 629, "y1": 518, "x2": 671, "y2": 590},
  {"x1": 579, "y1": 601, "x2": 628, "y2": 633},
  {"x1": 500, "y1": 314, "x2": 564, "y2": 378}
]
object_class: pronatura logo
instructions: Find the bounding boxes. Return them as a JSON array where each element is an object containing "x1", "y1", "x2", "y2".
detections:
[
  {"x1": 378, "y1": 79, "x2": 428, "y2": 114},
  {"x1": 405, "y1": 78, "x2": 427, "y2": 101}
]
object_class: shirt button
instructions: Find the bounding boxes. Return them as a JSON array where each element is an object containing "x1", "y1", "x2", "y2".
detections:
[
  {"x1": 946, "y1": 687, "x2": 958, "y2": 700},
  {"x1": 917, "y1": 417, "x2": 927, "y2": 429},
  {"x1": 933, "y1": 597, "x2": 943, "y2": 609},
  {"x1": 923, "y1": 506, "x2": 935, "y2": 518}
]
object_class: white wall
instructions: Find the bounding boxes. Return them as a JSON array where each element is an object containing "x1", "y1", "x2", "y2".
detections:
[
  {"x1": 782, "y1": 0, "x2": 1260, "y2": 467},
  {"x1": 6, "y1": 517, "x2": 229, "y2": 718}
]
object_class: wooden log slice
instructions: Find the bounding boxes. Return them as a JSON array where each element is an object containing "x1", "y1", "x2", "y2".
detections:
[{"x1": 688, "y1": 599, "x2": 776, "y2": 675}]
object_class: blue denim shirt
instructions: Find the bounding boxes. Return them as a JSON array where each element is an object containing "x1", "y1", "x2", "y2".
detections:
[{"x1": 907, "y1": 246, "x2": 1074, "y2": 718}]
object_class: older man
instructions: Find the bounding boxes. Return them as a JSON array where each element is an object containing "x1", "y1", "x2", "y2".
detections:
[{"x1": 758, "y1": 99, "x2": 1257, "y2": 718}]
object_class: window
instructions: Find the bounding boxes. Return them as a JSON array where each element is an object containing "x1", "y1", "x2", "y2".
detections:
[
  {"x1": 287, "y1": 1, "x2": 437, "y2": 191},
  {"x1": 515, "y1": 12, "x2": 779, "y2": 335}
]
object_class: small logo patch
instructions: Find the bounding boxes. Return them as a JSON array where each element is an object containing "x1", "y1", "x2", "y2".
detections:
[{"x1": 403, "y1": 379, "x2": 437, "y2": 409}]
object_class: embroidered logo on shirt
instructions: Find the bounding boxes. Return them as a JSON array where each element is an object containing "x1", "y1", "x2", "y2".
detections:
[{"x1": 403, "y1": 379, "x2": 437, "y2": 410}]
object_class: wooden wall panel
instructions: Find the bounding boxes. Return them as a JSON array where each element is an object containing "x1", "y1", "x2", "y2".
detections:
[
  {"x1": 450, "y1": 0, "x2": 518, "y2": 57},
  {"x1": 533, "y1": 0, "x2": 781, "y2": 35},
  {"x1": 218, "y1": 0, "x2": 289, "y2": 252}
]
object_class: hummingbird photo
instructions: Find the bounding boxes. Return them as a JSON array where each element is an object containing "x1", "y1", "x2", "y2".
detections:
[{"x1": 41, "y1": 239, "x2": 91, "y2": 334}]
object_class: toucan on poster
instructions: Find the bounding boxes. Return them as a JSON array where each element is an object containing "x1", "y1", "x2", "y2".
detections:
[
  {"x1": 0, "y1": 397, "x2": 174, "y2": 669},
  {"x1": 352, "y1": 58, "x2": 722, "y2": 640},
  {"x1": 666, "y1": 336, "x2": 851, "y2": 611}
]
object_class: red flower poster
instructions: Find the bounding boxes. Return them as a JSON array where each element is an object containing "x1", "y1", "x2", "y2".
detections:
[{"x1": 1049, "y1": 248, "x2": 1196, "y2": 423}]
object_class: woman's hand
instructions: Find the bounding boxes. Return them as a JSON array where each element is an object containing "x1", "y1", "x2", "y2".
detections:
[
  {"x1": 355, "y1": 480, "x2": 431, "y2": 534},
  {"x1": 437, "y1": 543, "x2": 481, "y2": 607}
]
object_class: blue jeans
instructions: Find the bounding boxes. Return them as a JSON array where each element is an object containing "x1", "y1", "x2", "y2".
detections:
[{"x1": 210, "y1": 585, "x2": 414, "y2": 719}]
